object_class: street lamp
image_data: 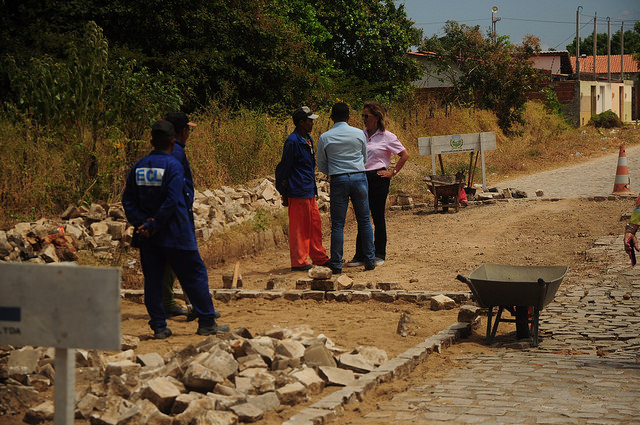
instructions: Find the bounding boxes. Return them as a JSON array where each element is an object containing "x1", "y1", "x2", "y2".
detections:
[{"x1": 491, "y1": 6, "x2": 501, "y2": 43}]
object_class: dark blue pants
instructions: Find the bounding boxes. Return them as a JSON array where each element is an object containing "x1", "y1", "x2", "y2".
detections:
[{"x1": 139, "y1": 245, "x2": 217, "y2": 332}]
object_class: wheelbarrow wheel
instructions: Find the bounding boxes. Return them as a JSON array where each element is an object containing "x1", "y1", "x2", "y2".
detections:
[{"x1": 515, "y1": 306, "x2": 530, "y2": 338}]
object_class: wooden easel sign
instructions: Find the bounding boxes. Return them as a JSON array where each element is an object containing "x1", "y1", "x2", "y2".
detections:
[{"x1": 418, "y1": 132, "x2": 497, "y2": 191}]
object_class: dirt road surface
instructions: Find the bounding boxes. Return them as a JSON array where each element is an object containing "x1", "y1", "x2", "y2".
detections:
[{"x1": 4, "y1": 145, "x2": 637, "y2": 425}]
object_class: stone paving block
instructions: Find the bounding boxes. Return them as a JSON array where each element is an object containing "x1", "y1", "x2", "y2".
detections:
[
  {"x1": 350, "y1": 291, "x2": 372, "y2": 302},
  {"x1": 283, "y1": 290, "x2": 302, "y2": 301},
  {"x1": 213, "y1": 289, "x2": 238, "y2": 302},
  {"x1": 236, "y1": 290, "x2": 262, "y2": 299},
  {"x1": 337, "y1": 353, "x2": 374, "y2": 373},
  {"x1": 276, "y1": 382, "x2": 307, "y2": 405},
  {"x1": 261, "y1": 291, "x2": 283, "y2": 300},
  {"x1": 371, "y1": 291, "x2": 396, "y2": 302},
  {"x1": 8, "y1": 348, "x2": 41, "y2": 376},
  {"x1": 397, "y1": 346, "x2": 428, "y2": 366},
  {"x1": 301, "y1": 290, "x2": 325, "y2": 301},
  {"x1": 309, "y1": 394, "x2": 345, "y2": 412},
  {"x1": 395, "y1": 292, "x2": 421, "y2": 303},
  {"x1": 281, "y1": 409, "x2": 322, "y2": 425},
  {"x1": 325, "y1": 291, "x2": 352, "y2": 302},
  {"x1": 375, "y1": 356, "x2": 415, "y2": 379},
  {"x1": 310, "y1": 280, "x2": 335, "y2": 291},
  {"x1": 367, "y1": 368, "x2": 393, "y2": 384},
  {"x1": 318, "y1": 366, "x2": 355, "y2": 386},
  {"x1": 230, "y1": 402, "x2": 264, "y2": 422},
  {"x1": 296, "y1": 278, "x2": 312, "y2": 290}
]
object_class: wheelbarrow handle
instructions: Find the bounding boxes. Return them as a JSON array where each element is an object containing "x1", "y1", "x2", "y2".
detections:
[{"x1": 456, "y1": 274, "x2": 473, "y2": 285}]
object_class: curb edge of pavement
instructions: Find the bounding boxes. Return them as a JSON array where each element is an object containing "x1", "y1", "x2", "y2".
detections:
[{"x1": 282, "y1": 321, "x2": 474, "y2": 425}]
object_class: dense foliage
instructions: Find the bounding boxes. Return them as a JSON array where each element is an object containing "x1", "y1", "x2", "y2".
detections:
[
  {"x1": 0, "y1": 0, "x2": 421, "y2": 112},
  {"x1": 420, "y1": 22, "x2": 543, "y2": 134}
]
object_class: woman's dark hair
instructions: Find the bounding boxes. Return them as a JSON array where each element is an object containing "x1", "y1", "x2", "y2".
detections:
[{"x1": 363, "y1": 101, "x2": 386, "y2": 132}]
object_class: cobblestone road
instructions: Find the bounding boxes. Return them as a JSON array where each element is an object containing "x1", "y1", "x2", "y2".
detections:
[
  {"x1": 492, "y1": 144, "x2": 640, "y2": 198},
  {"x1": 366, "y1": 147, "x2": 640, "y2": 424}
]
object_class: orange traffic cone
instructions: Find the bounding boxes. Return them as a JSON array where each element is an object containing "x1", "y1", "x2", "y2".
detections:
[{"x1": 613, "y1": 144, "x2": 634, "y2": 195}]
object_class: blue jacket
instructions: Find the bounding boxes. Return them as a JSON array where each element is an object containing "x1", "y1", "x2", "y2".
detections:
[
  {"x1": 171, "y1": 140, "x2": 195, "y2": 219},
  {"x1": 122, "y1": 150, "x2": 198, "y2": 250},
  {"x1": 275, "y1": 130, "x2": 317, "y2": 198}
]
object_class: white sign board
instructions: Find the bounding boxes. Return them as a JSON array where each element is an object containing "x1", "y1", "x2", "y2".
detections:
[
  {"x1": 418, "y1": 132, "x2": 497, "y2": 190},
  {"x1": 0, "y1": 263, "x2": 121, "y2": 350}
]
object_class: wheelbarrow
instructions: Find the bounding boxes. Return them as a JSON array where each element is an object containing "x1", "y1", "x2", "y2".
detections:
[
  {"x1": 424, "y1": 174, "x2": 465, "y2": 213},
  {"x1": 456, "y1": 263, "x2": 568, "y2": 346}
]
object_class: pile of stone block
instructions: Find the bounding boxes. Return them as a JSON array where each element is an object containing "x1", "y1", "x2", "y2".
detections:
[
  {"x1": 0, "y1": 178, "x2": 316, "y2": 264},
  {"x1": 1, "y1": 325, "x2": 388, "y2": 424}
]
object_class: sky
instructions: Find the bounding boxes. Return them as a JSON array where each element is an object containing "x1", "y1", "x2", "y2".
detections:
[{"x1": 395, "y1": 0, "x2": 640, "y2": 51}]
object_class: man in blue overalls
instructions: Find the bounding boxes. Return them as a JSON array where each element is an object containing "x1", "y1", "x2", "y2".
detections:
[
  {"x1": 161, "y1": 112, "x2": 197, "y2": 319},
  {"x1": 122, "y1": 120, "x2": 229, "y2": 339}
]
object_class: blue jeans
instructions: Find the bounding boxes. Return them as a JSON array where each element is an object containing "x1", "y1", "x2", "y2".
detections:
[{"x1": 328, "y1": 172, "x2": 375, "y2": 269}]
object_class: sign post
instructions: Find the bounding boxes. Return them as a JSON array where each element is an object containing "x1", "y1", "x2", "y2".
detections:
[
  {"x1": 418, "y1": 132, "x2": 497, "y2": 191},
  {"x1": 0, "y1": 263, "x2": 121, "y2": 425}
]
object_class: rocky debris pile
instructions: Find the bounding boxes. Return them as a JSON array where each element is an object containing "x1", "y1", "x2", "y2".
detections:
[
  {"x1": 0, "y1": 178, "x2": 331, "y2": 264},
  {"x1": 1, "y1": 325, "x2": 388, "y2": 424},
  {"x1": 470, "y1": 187, "x2": 528, "y2": 202}
]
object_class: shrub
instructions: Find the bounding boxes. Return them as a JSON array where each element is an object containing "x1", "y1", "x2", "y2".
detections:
[{"x1": 589, "y1": 110, "x2": 623, "y2": 128}]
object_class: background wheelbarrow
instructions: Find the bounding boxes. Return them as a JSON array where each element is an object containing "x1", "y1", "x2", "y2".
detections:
[
  {"x1": 456, "y1": 263, "x2": 568, "y2": 346},
  {"x1": 424, "y1": 173, "x2": 465, "y2": 213}
]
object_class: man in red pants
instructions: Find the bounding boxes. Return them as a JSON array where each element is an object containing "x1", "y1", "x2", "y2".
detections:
[{"x1": 275, "y1": 107, "x2": 329, "y2": 271}]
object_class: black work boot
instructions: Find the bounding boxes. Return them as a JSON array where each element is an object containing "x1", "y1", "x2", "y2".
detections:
[{"x1": 196, "y1": 322, "x2": 230, "y2": 335}]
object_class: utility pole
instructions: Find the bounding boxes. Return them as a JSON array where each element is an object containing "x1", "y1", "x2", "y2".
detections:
[
  {"x1": 607, "y1": 17, "x2": 611, "y2": 82},
  {"x1": 491, "y1": 6, "x2": 501, "y2": 43},
  {"x1": 593, "y1": 12, "x2": 597, "y2": 81},
  {"x1": 621, "y1": 22, "x2": 625, "y2": 81},
  {"x1": 576, "y1": 6, "x2": 582, "y2": 80}
]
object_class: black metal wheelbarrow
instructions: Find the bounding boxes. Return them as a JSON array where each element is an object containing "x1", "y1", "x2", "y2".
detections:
[{"x1": 456, "y1": 263, "x2": 568, "y2": 346}]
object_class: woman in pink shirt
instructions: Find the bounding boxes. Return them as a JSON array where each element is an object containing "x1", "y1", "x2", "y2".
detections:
[{"x1": 347, "y1": 101, "x2": 409, "y2": 267}]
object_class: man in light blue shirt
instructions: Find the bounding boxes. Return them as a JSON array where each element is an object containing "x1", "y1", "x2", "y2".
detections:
[{"x1": 317, "y1": 103, "x2": 376, "y2": 274}]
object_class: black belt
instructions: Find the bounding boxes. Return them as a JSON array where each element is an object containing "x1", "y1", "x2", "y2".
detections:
[
  {"x1": 366, "y1": 168, "x2": 386, "y2": 175},
  {"x1": 332, "y1": 171, "x2": 364, "y2": 177}
]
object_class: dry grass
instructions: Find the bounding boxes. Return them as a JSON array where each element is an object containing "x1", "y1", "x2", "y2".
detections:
[{"x1": 1, "y1": 100, "x2": 639, "y2": 229}]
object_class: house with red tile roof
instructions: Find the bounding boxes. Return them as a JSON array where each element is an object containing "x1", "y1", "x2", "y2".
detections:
[
  {"x1": 409, "y1": 49, "x2": 639, "y2": 127},
  {"x1": 529, "y1": 51, "x2": 638, "y2": 125},
  {"x1": 569, "y1": 54, "x2": 639, "y2": 80}
]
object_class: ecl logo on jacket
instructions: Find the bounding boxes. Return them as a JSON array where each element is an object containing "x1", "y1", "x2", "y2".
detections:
[{"x1": 136, "y1": 168, "x2": 165, "y2": 187}]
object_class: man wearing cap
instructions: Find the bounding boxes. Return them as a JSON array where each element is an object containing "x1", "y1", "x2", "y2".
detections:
[
  {"x1": 122, "y1": 120, "x2": 229, "y2": 339},
  {"x1": 275, "y1": 106, "x2": 329, "y2": 271},
  {"x1": 317, "y1": 102, "x2": 376, "y2": 274},
  {"x1": 160, "y1": 112, "x2": 198, "y2": 319}
]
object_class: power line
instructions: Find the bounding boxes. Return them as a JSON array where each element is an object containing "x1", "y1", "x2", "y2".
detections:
[
  {"x1": 413, "y1": 18, "x2": 487, "y2": 25},
  {"x1": 414, "y1": 16, "x2": 638, "y2": 27},
  {"x1": 552, "y1": 21, "x2": 594, "y2": 50}
]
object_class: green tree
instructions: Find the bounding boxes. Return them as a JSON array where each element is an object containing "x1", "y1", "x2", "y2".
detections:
[
  {"x1": 89, "y1": 0, "x2": 336, "y2": 112},
  {"x1": 420, "y1": 22, "x2": 543, "y2": 133},
  {"x1": 566, "y1": 22, "x2": 640, "y2": 56},
  {"x1": 5, "y1": 22, "x2": 182, "y2": 201},
  {"x1": 0, "y1": 0, "x2": 422, "y2": 112},
  {"x1": 314, "y1": 0, "x2": 423, "y2": 103}
]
